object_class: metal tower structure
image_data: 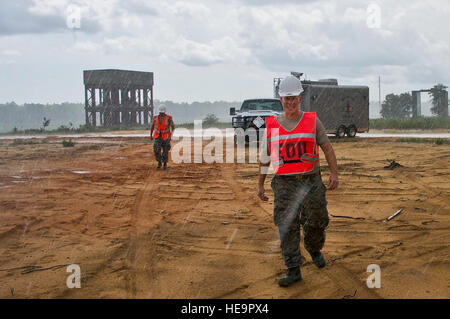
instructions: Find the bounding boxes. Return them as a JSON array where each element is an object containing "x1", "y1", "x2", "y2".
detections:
[{"x1": 83, "y1": 69, "x2": 154, "y2": 127}]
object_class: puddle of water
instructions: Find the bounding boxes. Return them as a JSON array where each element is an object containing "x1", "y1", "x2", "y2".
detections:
[
  {"x1": 114, "y1": 157, "x2": 127, "y2": 160},
  {"x1": 10, "y1": 176, "x2": 23, "y2": 179},
  {"x1": 11, "y1": 180, "x2": 26, "y2": 183},
  {"x1": 72, "y1": 170, "x2": 91, "y2": 174}
]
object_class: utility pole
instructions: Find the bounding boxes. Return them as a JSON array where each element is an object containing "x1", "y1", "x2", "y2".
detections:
[{"x1": 378, "y1": 76, "x2": 381, "y2": 109}]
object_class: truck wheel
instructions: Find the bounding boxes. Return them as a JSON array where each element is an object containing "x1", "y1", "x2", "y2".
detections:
[
  {"x1": 336, "y1": 125, "x2": 347, "y2": 138},
  {"x1": 347, "y1": 124, "x2": 357, "y2": 138}
]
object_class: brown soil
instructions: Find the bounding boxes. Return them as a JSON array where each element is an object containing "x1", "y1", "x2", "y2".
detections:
[{"x1": 0, "y1": 136, "x2": 449, "y2": 298}]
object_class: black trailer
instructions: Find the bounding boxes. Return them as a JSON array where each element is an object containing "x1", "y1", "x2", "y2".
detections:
[
  {"x1": 302, "y1": 82, "x2": 369, "y2": 137},
  {"x1": 274, "y1": 75, "x2": 370, "y2": 138}
]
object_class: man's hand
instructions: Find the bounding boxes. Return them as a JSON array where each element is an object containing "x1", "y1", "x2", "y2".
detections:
[
  {"x1": 327, "y1": 173, "x2": 339, "y2": 190},
  {"x1": 258, "y1": 186, "x2": 269, "y2": 201},
  {"x1": 320, "y1": 142, "x2": 339, "y2": 190}
]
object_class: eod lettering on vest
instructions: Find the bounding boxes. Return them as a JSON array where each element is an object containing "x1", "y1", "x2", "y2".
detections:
[{"x1": 266, "y1": 112, "x2": 319, "y2": 175}]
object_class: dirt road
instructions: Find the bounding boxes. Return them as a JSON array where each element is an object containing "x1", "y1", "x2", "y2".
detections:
[{"x1": 0, "y1": 136, "x2": 449, "y2": 298}]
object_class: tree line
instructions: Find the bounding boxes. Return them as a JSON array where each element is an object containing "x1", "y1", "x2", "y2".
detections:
[
  {"x1": 381, "y1": 84, "x2": 448, "y2": 118},
  {"x1": 0, "y1": 100, "x2": 239, "y2": 133}
]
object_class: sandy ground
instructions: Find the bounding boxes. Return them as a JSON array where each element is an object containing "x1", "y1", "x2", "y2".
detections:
[{"x1": 0, "y1": 135, "x2": 449, "y2": 299}]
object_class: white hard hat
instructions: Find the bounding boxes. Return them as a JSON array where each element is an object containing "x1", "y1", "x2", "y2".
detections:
[
  {"x1": 158, "y1": 104, "x2": 167, "y2": 113},
  {"x1": 279, "y1": 75, "x2": 304, "y2": 97}
]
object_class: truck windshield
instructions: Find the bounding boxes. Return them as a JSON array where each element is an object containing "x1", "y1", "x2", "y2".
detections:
[{"x1": 240, "y1": 100, "x2": 283, "y2": 111}]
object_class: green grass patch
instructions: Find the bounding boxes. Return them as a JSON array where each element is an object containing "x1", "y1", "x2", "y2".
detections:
[
  {"x1": 175, "y1": 122, "x2": 232, "y2": 129},
  {"x1": 395, "y1": 138, "x2": 450, "y2": 145},
  {"x1": 328, "y1": 137, "x2": 359, "y2": 143},
  {"x1": 62, "y1": 140, "x2": 75, "y2": 147},
  {"x1": 1, "y1": 125, "x2": 151, "y2": 136},
  {"x1": 9, "y1": 139, "x2": 48, "y2": 146},
  {"x1": 370, "y1": 117, "x2": 450, "y2": 130},
  {"x1": 3, "y1": 122, "x2": 233, "y2": 136}
]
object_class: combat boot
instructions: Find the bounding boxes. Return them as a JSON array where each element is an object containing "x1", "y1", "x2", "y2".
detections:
[
  {"x1": 163, "y1": 162, "x2": 167, "y2": 170},
  {"x1": 310, "y1": 251, "x2": 326, "y2": 268},
  {"x1": 278, "y1": 266, "x2": 302, "y2": 287},
  {"x1": 157, "y1": 161, "x2": 162, "y2": 169}
]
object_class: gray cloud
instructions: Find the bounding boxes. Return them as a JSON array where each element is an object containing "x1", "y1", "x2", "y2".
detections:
[
  {"x1": 0, "y1": 1, "x2": 65, "y2": 35},
  {"x1": 0, "y1": 0, "x2": 448, "y2": 104},
  {"x1": 0, "y1": 0, "x2": 101, "y2": 36},
  {"x1": 119, "y1": 0, "x2": 158, "y2": 16},
  {"x1": 234, "y1": 4, "x2": 440, "y2": 74},
  {"x1": 179, "y1": 55, "x2": 223, "y2": 67},
  {"x1": 231, "y1": 0, "x2": 321, "y2": 5}
]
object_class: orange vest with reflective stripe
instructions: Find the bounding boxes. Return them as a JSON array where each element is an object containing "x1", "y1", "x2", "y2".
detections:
[
  {"x1": 266, "y1": 112, "x2": 319, "y2": 175},
  {"x1": 153, "y1": 114, "x2": 171, "y2": 140}
]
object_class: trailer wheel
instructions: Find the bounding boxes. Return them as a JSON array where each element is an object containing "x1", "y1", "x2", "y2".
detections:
[
  {"x1": 336, "y1": 125, "x2": 347, "y2": 138},
  {"x1": 347, "y1": 124, "x2": 357, "y2": 138}
]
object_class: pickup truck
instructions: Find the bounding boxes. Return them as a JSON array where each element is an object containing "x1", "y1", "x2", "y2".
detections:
[{"x1": 229, "y1": 98, "x2": 282, "y2": 144}]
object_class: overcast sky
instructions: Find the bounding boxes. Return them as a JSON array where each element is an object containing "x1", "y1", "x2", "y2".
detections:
[{"x1": 0, "y1": 0, "x2": 449, "y2": 104}]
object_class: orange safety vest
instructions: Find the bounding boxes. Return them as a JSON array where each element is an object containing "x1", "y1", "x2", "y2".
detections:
[
  {"x1": 152, "y1": 114, "x2": 172, "y2": 140},
  {"x1": 266, "y1": 112, "x2": 319, "y2": 175}
]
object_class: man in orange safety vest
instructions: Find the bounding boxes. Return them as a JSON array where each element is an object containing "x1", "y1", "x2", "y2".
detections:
[
  {"x1": 150, "y1": 105, "x2": 175, "y2": 169},
  {"x1": 258, "y1": 75, "x2": 339, "y2": 287}
]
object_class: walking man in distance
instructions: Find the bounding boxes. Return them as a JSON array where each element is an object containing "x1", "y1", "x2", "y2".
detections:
[{"x1": 150, "y1": 105, "x2": 175, "y2": 170}]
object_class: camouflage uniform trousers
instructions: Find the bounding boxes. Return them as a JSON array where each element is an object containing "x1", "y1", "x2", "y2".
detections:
[
  {"x1": 153, "y1": 136, "x2": 171, "y2": 163},
  {"x1": 271, "y1": 173, "x2": 329, "y2": 268}
]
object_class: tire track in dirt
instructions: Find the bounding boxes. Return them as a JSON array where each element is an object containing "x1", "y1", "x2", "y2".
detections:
[
  {"x1": 199, "y1": 164, "x2": 281, "y2": 298},
  {"x1": 134, "y1": 162, "x2": 280, "y2": 298},
  {"x1": 55, "y1": 160, "x2": 164, "y2": 298},
  {"x1": 123, "y1": 162, "x2": 220, "y2": 297},
  {"x1": 159, "y1": 239, "x2": 279, "y2": 256},
  {"x1": 220, "y1": 163, "x2": 272, "y2": 220},
  {"x1": 320, "y1": 263, "x2": 381, "y2": 298},
  {"x1": 392, "y1": 164, "x2": 450, "y2": 216},
  {"x1": 130, "y1": 162, "x2": 237, "y2": 298},
  {"x1": 124, "y1": 166, "x2": 164, "y2": 297}
]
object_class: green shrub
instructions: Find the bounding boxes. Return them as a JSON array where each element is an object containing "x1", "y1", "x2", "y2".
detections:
[
  {"x1": 9, "y1": 139, "x2": 40, "y2": 146},
  {"x1": 62, "y1": 140, "x2": 75, "y2": 147},
  {"x1": 370, "y1": 117, "x2": 450, "y2": 130},
  {"x1": 203, "y1": 113, "x2": 219, "y2": 127}
]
